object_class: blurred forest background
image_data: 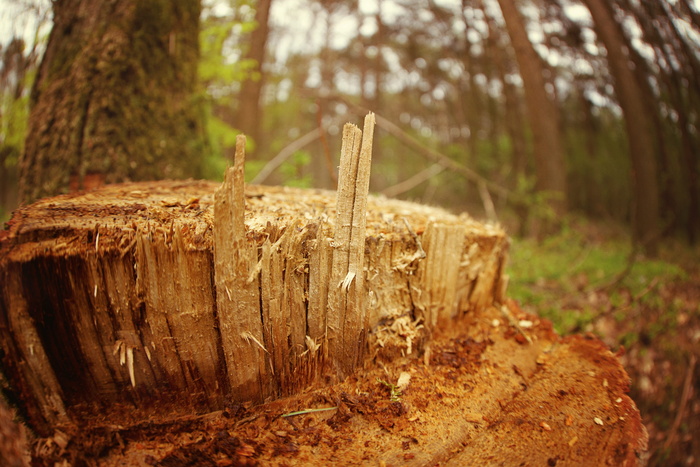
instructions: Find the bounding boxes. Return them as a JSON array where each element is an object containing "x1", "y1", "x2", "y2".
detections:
[{"x1": 1, "y1": 0, "x2": 700, "y2": 465}]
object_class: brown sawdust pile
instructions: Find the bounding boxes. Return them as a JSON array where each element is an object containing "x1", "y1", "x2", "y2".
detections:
[{"x1": 32, "y1": 300, "x2": 647, "y2": 466}]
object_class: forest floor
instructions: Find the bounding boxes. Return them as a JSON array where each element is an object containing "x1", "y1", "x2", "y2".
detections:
[{"x1": 506, "y1": 216, "x2": 700, "y2": 466}]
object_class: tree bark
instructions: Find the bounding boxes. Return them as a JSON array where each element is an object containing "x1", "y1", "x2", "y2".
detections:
[
  {"x1": 232, "y1": 0, "x2": 272, "y2": 158},
  {"x1": 582, "y1": 0, "x2": 661, "y2": 254},
  {"x1": 19, "y1": 0, "x2": 206, "y2": 205},
  {"x1": 496, "y1": 0, "x2": 568, "y2": 215}
]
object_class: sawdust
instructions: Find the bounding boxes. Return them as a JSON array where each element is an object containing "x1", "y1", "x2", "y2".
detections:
[{"x1": 32, "y1": 303, "x2": 646, "y2": 466}]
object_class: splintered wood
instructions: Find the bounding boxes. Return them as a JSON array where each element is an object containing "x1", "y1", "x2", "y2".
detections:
[
  {"x1": 214, "y1": 135, "x2": 268, "y2": 401},
  {"x1": 328, "y1": 114, "x2": 375, "y2": 376},
  {"x1": 0, "y1": 114, "x2": 508, "y2": 432}
]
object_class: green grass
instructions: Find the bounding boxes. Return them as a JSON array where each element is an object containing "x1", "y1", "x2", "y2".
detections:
[{"x1": 506, "y1": 225, "x2": 686, "y2": 334}]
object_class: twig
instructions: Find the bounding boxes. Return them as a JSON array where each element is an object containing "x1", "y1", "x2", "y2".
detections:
[
  {"x1": 332, "y1": 96, "x2": 517, "y2": 212},
  {"x1": 381, "y1": 163, "x2": 445, "y2": 198},
  {"x1": 477, "y1": 180, "x2": 498, "y2": 221},
  {"x1": 664, "y1": 354, "x2": 696, "y2": 451},
  {"x1": 251, "y1": 128, "x2": 322, "y2": 185},
  {"x1": 500, "y1": 304, "x2": 532, "y2": 344},
  {"x1": 281, "y1": 407, "x2": 338, "y2": 418}
]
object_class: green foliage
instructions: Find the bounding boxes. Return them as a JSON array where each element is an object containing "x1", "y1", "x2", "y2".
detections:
[
  {"x1": 279, "y1": 150, "x2": 312, "y2": 188},
  {"x1": 1, "y1": 39, "x2": 36, "y2": 171},
  {"x1": 199, "y1": 17, "x2": 257, "y2": 86},
  {"x1": 197, "y1": 7, "x2": 260, "y2": 181},
  {"x1": 1, "y1": 93, "x2": 30, "y2": 165},
  {"x1": 510, "y1": 173, "x2": 560, "y2": 227},
  {"x1": 377, "y1": 378, "x2": 402, "y2": 402},
  {"x1": 507, "y1": 221, "x2": 685, "y2": 334},
  {"x1": 200, "y1": 113, "x2": 236, "y2": 181}
]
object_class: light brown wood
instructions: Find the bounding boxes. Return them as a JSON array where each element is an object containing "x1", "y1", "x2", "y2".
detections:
[
  {"x1": 215, "y1": 134, "x2": 270, "y2": 401},
  {"x1": 328, "y1": 114, "x2": 376, "y2": 376}
]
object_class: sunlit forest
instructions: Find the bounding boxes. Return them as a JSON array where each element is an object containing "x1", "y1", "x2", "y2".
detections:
[{"x1": 1, "y1": 0, "x2": 699, "y2": 464}]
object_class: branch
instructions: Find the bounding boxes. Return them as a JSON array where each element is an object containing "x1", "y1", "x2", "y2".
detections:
[
  {"x1": 250, "y1": 128, "x2": 322, "y2": 185},
  {"x1": 381, "y1": 163, "x2": 445, "y2": 198}
]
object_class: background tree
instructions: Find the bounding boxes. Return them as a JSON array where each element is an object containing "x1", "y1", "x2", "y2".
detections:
[
  {"x1": 496, "y1": 0, "x2": 568, "y2": 216},
  {"x1": 231, "y1": 0, "x2": 272, "y2": 158},
  {"x1": 5, "y1": 0, "x2": 699, "y2": 243},
  {"x1": 0, "y1": 38, "x2": 39, "y2": 217},
  {"x1": 581, "y1": 0, "x2": 661, "y2": 254},
  {"x1": 18, "y1": 0, "x2": 206, "y2": 204}
]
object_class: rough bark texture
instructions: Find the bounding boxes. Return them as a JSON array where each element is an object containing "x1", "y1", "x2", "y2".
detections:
[
  {"x1": 582, "y1": 0, "x2": 660, "y2": 254},
  {"x1": 0, "y1": 178, "x2": 508, "y2": 435},
  {"x1": 19, "y1": 0, "x2": 205, "y2": 204},
  {"x1": 497, "y1": 0, "x2": 568, "y2": 213}
]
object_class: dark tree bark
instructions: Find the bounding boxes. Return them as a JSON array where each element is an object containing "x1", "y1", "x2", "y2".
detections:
[
  {"x1": 232, "y1": 0, "x2": 272, "y2": 158},
  {"x1": 496, "y1": 0, "x2": 568, "y2": 215},
  {"x1": 19, "y1": 0, "x2": 205, "y2": 205},
  {"x1": 582, "y1": 0, "x2": 661, "y2": 254}
]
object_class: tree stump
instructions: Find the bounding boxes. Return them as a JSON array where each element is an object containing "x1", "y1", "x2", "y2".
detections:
[
  {"x1": 0, "y1": 117, "x2": 646, "y2": 464},
  {"x1": 1, "y1": 117, "x2": 506, "y2": 430}
]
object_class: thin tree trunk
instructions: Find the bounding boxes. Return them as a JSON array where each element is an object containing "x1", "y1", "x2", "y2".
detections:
[
  {"x1": 233, "y1": 0, "x2": 272, "y2": 158},
  {"x1": 582, "y1": 0, "x2": 661, "y2": 254},
  {"x1": 19, "y1": 0, "x2": 205, "y2": 205},
  {"x1": 496, "y1": 0, "x2": 568, "y2": 215}
]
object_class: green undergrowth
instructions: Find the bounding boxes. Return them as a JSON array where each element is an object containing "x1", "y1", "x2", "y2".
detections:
[
  {"x1": 506, "y1": 223, "x2": 687, "y2": 335},
  {"x1": 506, "y1": 220, "x2": 700, "y2": 465}
]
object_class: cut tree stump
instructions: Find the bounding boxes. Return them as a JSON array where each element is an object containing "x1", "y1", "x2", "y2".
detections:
[
  {"x1": 0, "y1": 117, "x2": 646, "y2": 465},
  {"x1": 0, "y1": 117, "x2": 507, "y2": 431}
]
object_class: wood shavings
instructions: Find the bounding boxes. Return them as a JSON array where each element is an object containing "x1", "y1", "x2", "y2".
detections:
[
  {"x1": 500, "y1": 305, "x2": 532, "y2": 344},
  {"x1": 126, "y1": 347, "x2": 135, "y2": 388},
  {"x1": 241, "y1": 331, "x2": 269, "y2": 354},
  {"x1": 396, "y1": 372, "x2": 411, "y2": 393},
  {"x1": 339, "y1": 271, "x2": 356, "y2": 292}
]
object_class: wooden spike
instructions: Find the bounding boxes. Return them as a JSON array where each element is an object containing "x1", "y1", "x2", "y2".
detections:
[
  {"x1": 214, "y1": 134, "x2": 269, "y2": 401},
  {"x1": 328, "y1": 113, "x2": 375, "y2": 375}
]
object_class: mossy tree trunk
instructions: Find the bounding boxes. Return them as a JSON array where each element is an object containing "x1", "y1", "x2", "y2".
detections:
[{"x1": 19, "y1": 0, "x2": 206, "y2": 205}]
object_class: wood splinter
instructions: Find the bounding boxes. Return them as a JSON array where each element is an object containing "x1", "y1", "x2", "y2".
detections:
[
  {"x1": 328, "y1": 112, "x2": 376, "y2": 376},
  {"x1": 214, "y1": 134, "x2": 269, "y2": 401}
]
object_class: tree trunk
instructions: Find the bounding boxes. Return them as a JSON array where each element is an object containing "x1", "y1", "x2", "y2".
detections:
[
  {"x1": 19, "y1": 0, "x2": 205, "y2": 205},
  {"x1": 232, "y1": 0, "x2": 272, "y2": 158},
  {"x1": 496, "y1": 0, "x2": 568, "y2": 215},
  {"x1": 582, "y1": 0, "x2": 661, "y2": 254}
]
